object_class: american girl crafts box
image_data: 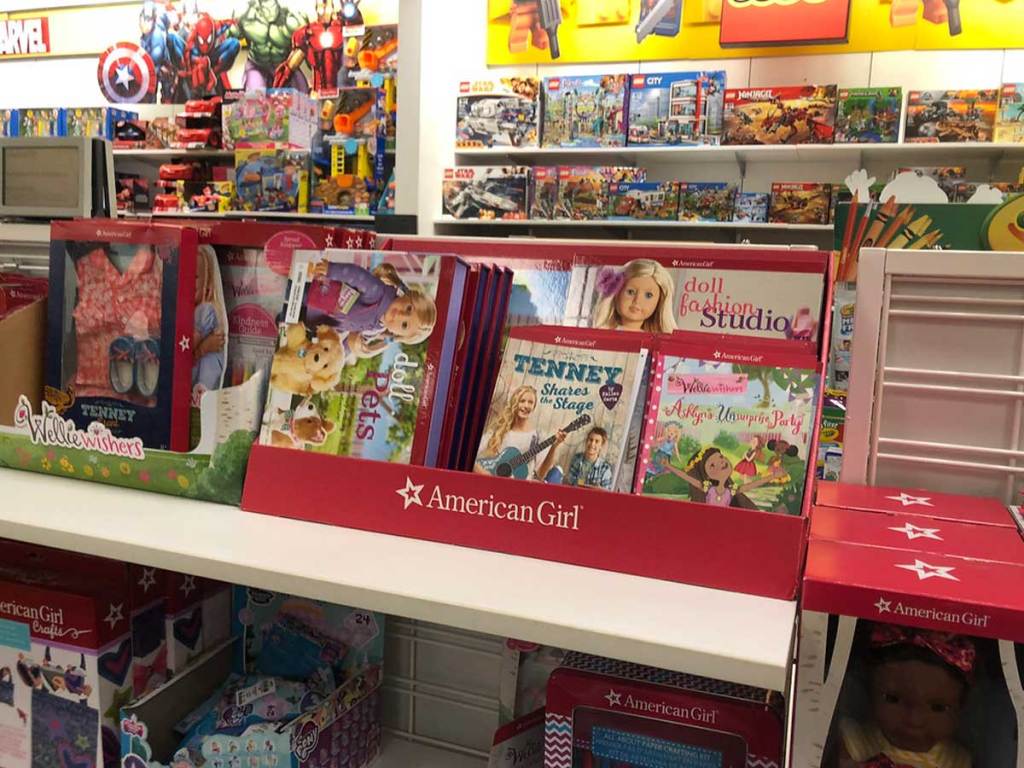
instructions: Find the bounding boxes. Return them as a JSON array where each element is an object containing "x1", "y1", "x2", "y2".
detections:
[
  {"x1": 563, "y1": 251, "x2": 827, "y2": 341},
  {"x1": 258, "y1": 249, "x2": 468, "y2": 467},
  {"x1": 473, "y1": 326, "x2": 648, "y2": 492},
  {"x1": 46, "y1": 220, "x2": 198, "y2": 451},
  {"x1": 637, "y1": 335, "x2": 821, "y2": 515}
]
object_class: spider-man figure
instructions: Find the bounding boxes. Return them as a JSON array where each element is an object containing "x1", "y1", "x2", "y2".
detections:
[
  {"x1": 272, "y1": 0, "x2": 350, "y2": 92},
  {"x1": 168, "y1": 12, "x2": 240, "y2": 99}
]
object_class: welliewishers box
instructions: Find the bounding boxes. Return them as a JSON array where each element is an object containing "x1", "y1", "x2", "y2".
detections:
[
  {"x1": 816, "y1": 480, "x2": 1017, "y2": 528},
  {"x1": 794, "y1": 501, "x2": 1024, "y2": 768}
]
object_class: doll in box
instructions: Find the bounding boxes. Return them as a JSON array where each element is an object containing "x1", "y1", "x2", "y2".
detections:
[
  {"x1": 835, "y1": 624, "x2": 974, "y2": 768},
  {"x1": 591, "y1": 259, "x2": 678, "y2": 333}
]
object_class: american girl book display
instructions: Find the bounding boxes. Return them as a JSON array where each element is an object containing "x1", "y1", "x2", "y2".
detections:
[
  {"x1": 258, "y1": 249, "x2": 468, "y2": 466},
  {"x1": 545, "y1": 652, "x2": 784, "y2": 768},
  {"x1": 564, "y1": 250, "x2": 827, "y2": 341},
  {"x1": 637, "y1": 335, "x2": 821, "y2": 515},
  {"x1": 46, "y1": 220, "x2": 198, "y2": 451},
  {"x1": 474, "y1": 326, "x2": 648, "y2": 491}
]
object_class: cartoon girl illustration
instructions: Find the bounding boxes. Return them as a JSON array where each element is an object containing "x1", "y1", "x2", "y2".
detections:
[
  {"x1": 192, "y1": 245, "x2": 227, "y2": 395},
  {"x1": 733, "y1": 436, "x2": 765, "y2": 477},
  {"x1": 305, "y1": 260, "x2": 438, "y2": 364},
  {"x1": 473, "y1": 385, "x2": 562, "y2": 482},
  {"x1": 591, "y1": 258, "x2": 677, "y2": 333},
  {"x1": 659, "y1": 446, "x2": 783, "y2": 509},
  {"x1": 647, "y1": 421, "x2": 683, "y2": 476},
  {"x1": 766, "y1": 438, "x2": 799, "y2": 484}
]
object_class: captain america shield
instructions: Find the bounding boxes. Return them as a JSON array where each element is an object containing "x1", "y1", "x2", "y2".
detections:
[{"x1": 97, "y1": 42, "x2": 156, "y2": 104}]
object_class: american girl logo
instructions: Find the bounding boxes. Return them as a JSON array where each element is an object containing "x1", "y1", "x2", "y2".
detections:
[
  {"x1": 667, "y1": 373, "x2": 748, "y2": 396},
  {"x1": 14, "y1": 395, "x2": 145, "y2": 459},
  {"x1": 0, "y1": 600, "x2": 89, "y2": 640}
]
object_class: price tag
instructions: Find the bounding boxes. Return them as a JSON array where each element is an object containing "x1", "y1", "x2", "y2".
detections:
[
  {"x1": 342, "y1": 611, "x2": 379, "y2": 648},
  {"x1": 235, "y1": 678, "x2": 276, "y2": 708}
]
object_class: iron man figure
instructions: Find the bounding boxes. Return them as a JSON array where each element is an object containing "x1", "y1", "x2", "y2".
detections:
[{"x1": 272, "y1": 0, "x2": 347, "y2": 91}]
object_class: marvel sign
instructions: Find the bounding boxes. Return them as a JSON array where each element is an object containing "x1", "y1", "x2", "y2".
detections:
[{"x1": 0, "y1": 16, "x2": 50, "y2": 56}]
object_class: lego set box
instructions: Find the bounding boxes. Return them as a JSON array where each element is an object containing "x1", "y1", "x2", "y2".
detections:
[{"x1": 457, "y1": 77, "x2": 541, "y2": 148}]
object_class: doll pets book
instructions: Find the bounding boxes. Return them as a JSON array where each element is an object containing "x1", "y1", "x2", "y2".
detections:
[
  {"x1": 258, "y1": 249, "x2": 467, "y2": 467},
  {"x1": 637, "y1": 335, "x2": 821, "y2": 515},
  {"x1": 474, "y1": 326, "x2": 648, "y2": 492},
  {"x1": 564, "y1": 250, "x2": 827, "y2": 341}
]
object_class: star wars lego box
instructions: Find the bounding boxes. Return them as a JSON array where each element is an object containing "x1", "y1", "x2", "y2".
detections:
[
  {"x1": 794, "y1": 489, "x2": 1024, "y2": 768},
  {"x1": 442, "y1": 166, "x2": 530, "y2": 220},
  {"x1": 457, "y1": 77, "x2": 541, "y2": 149},
  {"x1": 769, "y1": 182, "x2": 833, "y2": 225},
  {"x1": 626, "y1": 71, "x2": 726, "y2": 146},
  {"x1": 723, "y1": 85, "x2": 838, "y2": 145},
  {"x1": 542, "y1": 75, "x2": 629, "y2": 148},
  {"x1": 905, "y1": 89, "x2": 998, "y2": 143}
]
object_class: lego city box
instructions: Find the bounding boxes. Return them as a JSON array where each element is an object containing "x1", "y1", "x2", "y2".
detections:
[
  {"x1": 626, "y1": 71, "x2": 726, "y2": 146},
  {"x1": 794, "y1": 535, "x2": 1024, "y2": 768},
  {"x1": 607, "y1": 181, "x2": 679, "y2": 220},
  {"x1": 442, "y1": 166, "x2": 529, "y2": 220},
  {"x1": 457, "y1": 77, "x2": 541, "y2": 149},
  {"x1": 816, "y1": 481, "x2": 1017, "y2": 528},
  {"x1": 222, "y1": 88, "x2": 317, "y2": 149}
]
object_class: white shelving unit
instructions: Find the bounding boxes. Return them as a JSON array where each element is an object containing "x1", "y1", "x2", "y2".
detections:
[
  {"x1": 0, "y1": 469, "x2": 796, "y2": 692},
  {"x1": 434, "y1": 216, "x2": 831, "y2": 231},
  {"x1": 119, "y1": 210, "x2": 376, "y2": 222},
  {"x1": 380, "y1": 736, "x2": 485, "y2": 767}
]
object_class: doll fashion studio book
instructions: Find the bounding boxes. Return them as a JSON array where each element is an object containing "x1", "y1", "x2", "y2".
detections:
[
  {"x1": 563, "y1": 250, "x2": 827, "y2": 342},
  {"x1": 258, "y1": 249, "x2": 468, "y2": 467},
  {"x1": 473, "y1": 326, "x2": 649, "y2": 493},
  {"x1": 637, "y1": 334, "x2": 821, "y2": 515}
]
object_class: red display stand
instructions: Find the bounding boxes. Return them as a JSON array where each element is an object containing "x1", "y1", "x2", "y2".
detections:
[{"x1": 242, "y1": 446, "x2": 809, "y2": 599}]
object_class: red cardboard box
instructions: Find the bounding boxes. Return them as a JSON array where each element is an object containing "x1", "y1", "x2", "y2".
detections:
[{"x1": 816, "y1": 480, "x2": 1016, "y2": 528}]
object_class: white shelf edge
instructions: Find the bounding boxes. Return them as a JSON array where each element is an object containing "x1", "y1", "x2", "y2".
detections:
[
  {"x1": 113, "y1": 148, "x2": 234, "y2": 158},
  {"x1": 0, "y1": 222, "x2": 51, "y2": 243},
  {"x1": 380, "y1": 735, "x2": 484, "y2": 767},
  {"x1": 0, "y1": 469, "x2": 795, "y2": 691},
  {"x1": 434, "y1": 217, "x2": 832, "y2": 231},
  {"x1": 118, "y1": 211, "x2": 375, "y2": 222}
]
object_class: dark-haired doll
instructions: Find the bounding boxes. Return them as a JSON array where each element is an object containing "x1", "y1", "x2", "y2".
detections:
[
  {"x1": 837, "y1": 623, "x2": 974, "y2": 768},
  {"x1": 658, "y1": 446, "x2": 783, "y2": 509},
  {"x1": 766, "y1": 438, "x2": 799, "y2": 485}
]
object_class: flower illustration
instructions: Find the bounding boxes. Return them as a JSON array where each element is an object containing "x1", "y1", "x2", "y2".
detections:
[
  {"x1": 46, "y1": 449, "x2": 55, "y2": 462},
  {"x1": 59, "y1": 456, "x2": 74, "y2": 473},
  {"x1": 119, "y1": 462, "x2": 131, "y2": 476},
  {"x1": 139, "y1": 470, "x2": 151, "y2": 484},
  {"x1": 596, "y1": 267, "x2": 626, "y2": 298},
  {"x1": 177, "y1": 475, "x2": 190, "y2": 490},
  {"x1": 167, "y1": 469, "x2": 178, "y2": 480},
  {"x1": 40, "y1": 458, "x2": 52, "y2": 471},
  {"x1": 83, "y1": 465, "x2": 94, "y2": 478},
  {"x1": 185, "y1": 458, "x2": 198, "y2": 469},
  {"x1": 89, "y1": 455, "x2": 99, "y2": 464},
  {"x1": 100, "y1": 466, "x2": 111, "y2": 478}
]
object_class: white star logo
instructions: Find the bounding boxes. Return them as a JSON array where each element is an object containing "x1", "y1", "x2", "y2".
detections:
[
  {"x1": 104, "y1": 603, "x2": 124, "y2": 629},
  {"x1": 712, "y1": 350, "x2": 722, "y2": 359},
  {"x1": 885, "y1": 492, "x2": 933, "y2": 508},
  {"x1": 138, "y1": 568, "x2": 157, "y2": 593},
  {"x1": 180, "y1": 574, "x2": 197, "y2": 597},
  {"x1": 604, "y1": 689, "x2": 622, "y2": 706},
  {"x1": 179, "y1": 335, "x2": 190, "y2": 352},
  {"x1": 396, "y1": 477, "x2": 424, "y2": 510},
  {"x1": 895, "y1": 559, "x2": 959, "y2": 582},
  {"x1": 889, "y1": 522, "x2": 942, "y2": 541},
  {"x1": 874, "y1": 597, "x2": 892, "y2": 613},
  {"x1": 324, "y1": 233, "x2": 334, "y2": 247},
  {"x1": 346, "y1": 236, "x2": 359, "y2": 248},
  {"x1": 114, "y1": 64, "x2": 135, "y2": 91}
]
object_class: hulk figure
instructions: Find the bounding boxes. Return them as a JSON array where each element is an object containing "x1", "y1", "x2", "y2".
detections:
[{"x1": 231, "y1": 0, "x2": 308, "y2": 91}]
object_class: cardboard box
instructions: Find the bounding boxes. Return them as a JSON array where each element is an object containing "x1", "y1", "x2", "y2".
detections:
[{"x1": 0, "y1": 298, "x2": 44, "y2": 427}]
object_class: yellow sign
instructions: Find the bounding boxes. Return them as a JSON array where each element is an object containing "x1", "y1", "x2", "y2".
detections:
[{"x1": 487, "y1": 0, "x2": 1024, "y2": 65}]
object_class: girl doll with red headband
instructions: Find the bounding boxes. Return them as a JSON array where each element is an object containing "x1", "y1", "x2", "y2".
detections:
[{"x1": 837, "y1": 623, "x2": 975, "y2": 768}]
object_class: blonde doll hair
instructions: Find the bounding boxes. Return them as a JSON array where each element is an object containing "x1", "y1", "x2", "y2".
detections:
[
  {"x1": 373, "y1": 262, "x2": 438, "y2": 344},
  {"x1": 484, "y1": 385, "x2": 537, "y2": 458},
  {"x1": 591, "y1": 258, "x2": 677, "y2": 333},
  {"x1": 195, "y1": 245, "x2": 219, "y2": 306}
]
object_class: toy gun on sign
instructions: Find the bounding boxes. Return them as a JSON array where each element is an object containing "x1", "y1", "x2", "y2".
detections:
[
  {"x1": 943, "y1": 0, "x2": 961, "y2": 36},
  {"x1": 538, "y1": 0, "x2": 562, "y2": 59}
]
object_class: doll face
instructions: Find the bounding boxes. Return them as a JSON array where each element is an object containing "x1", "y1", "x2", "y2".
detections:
[
  {"x1": 383, "y1": 295, "x2": 416, "y2": 337},
  {"x1": 665, "y1": 425, "x2": 681, "y2": 441},
  {"x1": 704, "y1": 451, "x2": 733, "y2": 481},
  {"x1": 870, "y1": 660, "x2": 964, "y2": 753},
  {"x1": 515, "y1": 390, "x2": 536, "y2": 420},
  {"x1": 615, "y1": 275, "x2": 660, "y2": 328}
]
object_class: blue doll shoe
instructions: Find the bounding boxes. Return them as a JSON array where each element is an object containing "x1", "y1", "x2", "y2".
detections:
[
  {"x1": 109, "y1": 337, "x2": 135, "y2": 395},
  {"x1": 135, "y1": 338, "x2": 161, "y2": 398}
]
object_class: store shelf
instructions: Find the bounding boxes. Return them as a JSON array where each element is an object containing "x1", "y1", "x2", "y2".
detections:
[
  {"x1": 380, "y1": 736, "x2": 484, "y2": 767},
  {"x1": 0, "y1": 222, "x2": 51, "y2": 244},
  {"x1": 454, "y1": 141, "x2": 1024, "y2": 165},
  {"x1": 0, "y1": 469, "x2": 796, "y2": 691},
  {"x1": 119, "y1": 210, "x2": 376, "y2": 222},
  {"x1": 435, "y1": 216, "x2": 832, "y2": 231},
  {"x1": 113, "y1": 148, "x2": 234, "y2": 158}
]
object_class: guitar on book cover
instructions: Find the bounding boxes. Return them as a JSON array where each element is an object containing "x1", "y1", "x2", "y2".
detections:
[{"x1": 478, "y1": 414, "x2": 591, "y2": 480}]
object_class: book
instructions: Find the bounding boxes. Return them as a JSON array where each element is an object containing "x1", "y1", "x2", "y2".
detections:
[
  {"x1": 834, "y1": 87, "x2": 902, "y2": 144},
  {"x1": 723, "y1": 85, "x2": 838, "y2": 145},
  {"x1": 678, "y1": 182, "x2": 737, "y2": 222},
  {"x1": 258, "y1": 249, "x2": 468, "y2": 467},
  {"x1": 456, "y1": 77, "x2": 540, "y2": 149},
  {"x1": 627, "y1": 71, "x2": 726, "y2": 146},
  {"x1": 564, "y1": 251, "x2": 827, "y2": 341},
  {"x1": 474, "y1": 326, "x2": 649, "y2": 492},
  {"x1": 542, "y1": 75, "x2": 629, "y2": 148},
  {"x1": 769, "y1": 182, "x2": 832, "y2": 225},
  {"x1": 905, "y1": 89, "x2": 997, "y2": 143},
  {"x1": 732, "y1": 192, "x2": 769, "y2": 223},
  {"x1": 607, "y1": 181, "x2": 680, "y2": 220},
  {"x1": 636, "y1": 335, "x2": 821, "y2": 515},
  {"x1": 996, "y1": 83, "x2": 1024, "y2": 143}
]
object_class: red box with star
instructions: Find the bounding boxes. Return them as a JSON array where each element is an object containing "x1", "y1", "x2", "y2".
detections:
[{"x1": 794, "y1": 494, "x2": 1024, "y2": 767}]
